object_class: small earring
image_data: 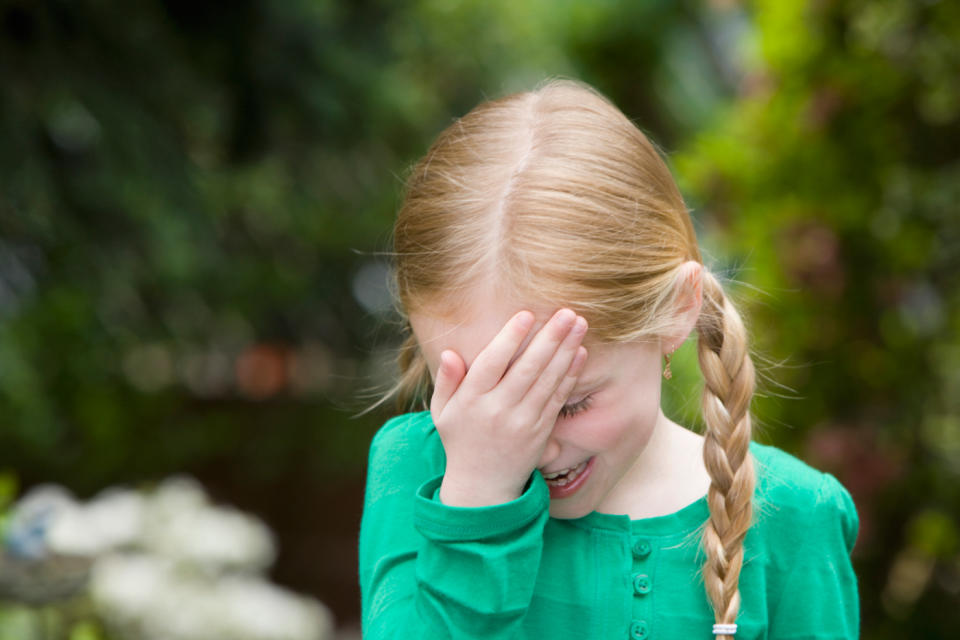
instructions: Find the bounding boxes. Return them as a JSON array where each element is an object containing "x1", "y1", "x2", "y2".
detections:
[{"x1": 663, "y1": 347, "x2": 675, "y2": 380}]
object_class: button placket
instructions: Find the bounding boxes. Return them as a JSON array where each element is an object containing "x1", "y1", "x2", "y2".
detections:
[{"x1": 629, "y1": 537, "x2": 654, "y2": 637}]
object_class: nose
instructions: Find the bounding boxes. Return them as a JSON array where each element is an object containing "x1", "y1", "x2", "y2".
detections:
[{"x1": 538, "y1": 435, "x2": 561, "y2": 470}]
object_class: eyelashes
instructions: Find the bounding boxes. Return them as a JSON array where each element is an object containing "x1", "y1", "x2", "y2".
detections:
[{"x1": 558, "y1": 395, "x2": 592, "y2": 419}]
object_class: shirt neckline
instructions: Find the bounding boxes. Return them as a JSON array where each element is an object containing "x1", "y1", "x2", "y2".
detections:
[
  {"x1": 567, "y1": 441, "x2": 767, "y2": 537},
  {"x1": 571, "y1": 492, "x2": 710, "y2": 537}
]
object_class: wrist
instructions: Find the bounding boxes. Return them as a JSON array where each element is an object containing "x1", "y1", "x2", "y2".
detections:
[{"x1": 438, "y1": 471, "x2": 526, "y2": 507}]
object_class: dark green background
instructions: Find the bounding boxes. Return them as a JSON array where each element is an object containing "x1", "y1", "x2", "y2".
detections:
[{"x1": 1, "y1": 0, "x2": 958, "y2": 637}]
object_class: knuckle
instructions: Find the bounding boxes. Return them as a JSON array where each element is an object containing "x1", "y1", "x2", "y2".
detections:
[
  {"x1": 514, "y1": 411, "x2": 538, "y2": 431},
  {"x1": 502, "y1": 406, "x2": 531, "y2": 428},
  {"x1": 490, "y1": 407, "x2": 508, "y2": 425},
  {"x1": 550, "y1": 367, "x2": 567, "y2": 387},
  {"x1": 550, "y1": 386, "x2": 569, "y2": 407},
  {"x1": 512, "y1": 358, "x2": 538, "y2": 378},
  {"x1": 538, "y1": 369, "x2": 564, "y2": 395},
  {"x1": 485, "y1": 403, "x2": 509, "y2": 425}
]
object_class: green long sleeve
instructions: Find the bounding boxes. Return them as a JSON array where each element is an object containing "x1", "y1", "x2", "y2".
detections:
[{"x1": 360, "y1": 413, "x2": 550, "y2": 639}]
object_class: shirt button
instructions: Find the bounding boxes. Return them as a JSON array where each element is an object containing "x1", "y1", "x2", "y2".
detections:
[
  {"x1": 633, "y1": 573, "x2": 652, "y2": 595},
  {"x1": 633, "y1": 539, "x2": 652, "y2": 558},
  {"x1": 629, "y1": 619, "x2": 649, "y2": 639}
]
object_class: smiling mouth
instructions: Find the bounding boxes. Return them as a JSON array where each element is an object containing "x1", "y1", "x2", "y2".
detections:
[{"x1": 542, "y1": 459, "x2": 589, "y2": 486}]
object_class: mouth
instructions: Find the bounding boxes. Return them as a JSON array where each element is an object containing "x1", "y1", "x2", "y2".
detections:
[
  {"x1": 541, "y1": 460, "x2": 589, "y2": 485},
  {"x1": 541, "y1": 457, "x2": 595, "y2": 499}
]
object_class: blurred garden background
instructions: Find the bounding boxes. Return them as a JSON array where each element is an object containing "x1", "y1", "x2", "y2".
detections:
[{"x1": 1, "y1": 0, "x2": 958, "y2": 638}]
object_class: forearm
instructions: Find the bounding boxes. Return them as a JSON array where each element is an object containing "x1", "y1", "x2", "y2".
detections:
[{"x1": 361, "y1": 473, "x2": 549, "y2": 640}]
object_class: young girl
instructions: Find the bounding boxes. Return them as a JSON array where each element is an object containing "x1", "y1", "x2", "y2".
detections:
[{"x1": 359, "y1": 79, "x2": 859, "y2": 639}]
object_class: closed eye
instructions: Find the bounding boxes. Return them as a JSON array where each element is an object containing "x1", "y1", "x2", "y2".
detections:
[{"x1": 558, "y1": 395, "x2": 592, "y2": 419}]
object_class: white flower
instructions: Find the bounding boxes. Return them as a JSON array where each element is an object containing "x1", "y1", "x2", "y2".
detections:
[
  {"x1": 89, "y1": 553, "x2": 170, "y2": 626},
  {"x1": 47, "y1": 487, "x2": 145, "y2": 556},
  {"x1": 149, "y1": 476, "x2": 208, "y2": 517},
  {"x1": 142, "y1": 476, "x2": 275, "y2": 572},
  {"x1": 91, "y1": 553, "x2": 333, "y2": 640},
  {"x1": 14, "y1": 475, "x2": 328, "y2": 639},
  {"x1": 213, "y1": 575, "x2": 334, "y2": 640}
]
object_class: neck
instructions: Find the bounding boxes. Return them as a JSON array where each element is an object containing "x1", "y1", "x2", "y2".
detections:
[
  {"x1": 596, "y1": 409, "x2": 710, "y2": 518},
  {"x1": 627, "y1": 408, "x2": 682, "y2": 486}
]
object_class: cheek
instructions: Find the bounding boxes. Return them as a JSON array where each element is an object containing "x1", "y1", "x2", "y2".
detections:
[
  {"x1": 583, "y1": 407, "x2": 639, "y2": 450},
  {"x1": 586, "y1": 391, "x2": 661, "y2": 449}
]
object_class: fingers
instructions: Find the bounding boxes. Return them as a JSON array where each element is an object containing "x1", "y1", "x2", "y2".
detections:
[
  {"x1": 463, "y1": 310, "x2": 536, "y2": 392},
  {"x1": 522, "y1": 317, "x2": 588, "y2": 415},
  {"x1": 496, "y1": 309, "x2": 584, "y2": 406},
  {"x1": 430, "y1": 349, "x2": 466, "y2": 420},
  {"x1": 539, "y1": 346, "x2": 588, "y2": 420}
]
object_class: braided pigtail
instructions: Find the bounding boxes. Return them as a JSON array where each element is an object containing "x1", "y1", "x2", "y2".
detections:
[{"x1": 696, "y1": 269, "x2": 757, "y2": 639}]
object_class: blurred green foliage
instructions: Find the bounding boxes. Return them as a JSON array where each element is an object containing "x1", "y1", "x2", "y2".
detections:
[
  {"x1": 0, "y1": 0, "x2": 957, "y2": 637},
  {"x1": 0, "y1": 0, "x2": 728, "y2": 489}
]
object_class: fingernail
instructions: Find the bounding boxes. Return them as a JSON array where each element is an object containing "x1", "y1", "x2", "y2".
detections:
[
  {"x1": 555, "y1": 308, "x2": 575, "y2": 327},
  {"x1": 572, "y1": 317, "x2": 587, "y2": 335},
  {"x1": 515, "y1": 311, "x2": 534, "y2": 329}
]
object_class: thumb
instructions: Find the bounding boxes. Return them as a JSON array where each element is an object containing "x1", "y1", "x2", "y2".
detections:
[{"x1": 431, "y1": 349, "x2": 466, "y2": 419}]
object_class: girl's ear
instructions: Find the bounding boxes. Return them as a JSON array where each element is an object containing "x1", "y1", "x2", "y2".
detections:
[{"x1": 661, "y1": 261, "x2": 703, "y2": 355}]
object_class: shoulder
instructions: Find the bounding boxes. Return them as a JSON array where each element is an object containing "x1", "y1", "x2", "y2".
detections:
[
  {"x1": 747, "y1": 444, "x2": 861, "y2": 637},
  {"x1": 749, "y1": 440, "x2": 824, "y2": 500},
  {"x1": 748, "y1": 441, "x2": 859, "y2": 553},
  {"x1": 369, "y1": 410, "x2": 442, "y2": 457},
  {"x1": 366, "y1": 411, "x2": 446, "y2": 493}
]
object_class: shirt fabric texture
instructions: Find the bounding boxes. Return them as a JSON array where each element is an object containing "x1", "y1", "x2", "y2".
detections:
[{"x1": 359, "y1": 411, "x2": 860, "y2": 640}]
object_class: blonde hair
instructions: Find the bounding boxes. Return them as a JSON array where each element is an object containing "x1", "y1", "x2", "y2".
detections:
[{"x1": 384, "y1": 78, "x2": 755, "y2": 636}]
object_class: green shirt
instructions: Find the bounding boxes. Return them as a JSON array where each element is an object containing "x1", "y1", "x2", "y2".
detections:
[{"x1": 359, "y1": 411, "x2": 859, "y2": 640}]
